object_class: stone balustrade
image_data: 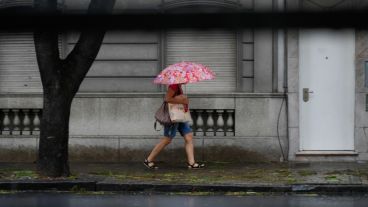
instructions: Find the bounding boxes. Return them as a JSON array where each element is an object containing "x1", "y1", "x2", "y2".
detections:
[
  {"x1": 189, "y1": 109, "x2": 235, "y2": 136},
  {"x1": 0, "y1": 108, "x2": 235, "y2": 136},
  {"x1": 0, "y1": 109, "x2": 41, "y2": 135}
]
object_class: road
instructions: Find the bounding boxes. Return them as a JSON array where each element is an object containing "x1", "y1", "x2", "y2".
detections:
[{"x1": 0, "y1": 192, "x2": 368, "y2": 207}]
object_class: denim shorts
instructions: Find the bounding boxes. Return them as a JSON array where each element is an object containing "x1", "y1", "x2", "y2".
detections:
[{"x1": 164, "y1": 122, "x2": 192, "y2": 139}]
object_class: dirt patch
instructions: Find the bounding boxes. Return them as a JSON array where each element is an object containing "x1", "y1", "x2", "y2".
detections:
[
  {"x1": 0, "y1": 144, "x2": 278, "y2": 163},
  {"x1": 118, "y1": 146, "x2": 275, "y2": 163},
  {"x1": 0, "y1": 149, "x2": 37, "y2": 162},
  {"x1": 69, "y1": 145, "x2": 119, "y2": 162},
  {"x1": 83, "y1": 162, "x2": 296, "y2": 185},
  {"x1": 297, "y1": 170, "x2": 318, "y2": 177}
]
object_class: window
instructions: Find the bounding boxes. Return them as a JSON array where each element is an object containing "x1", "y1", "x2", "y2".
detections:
[
  {"x1": 0, "y1": 33, "x2": 42, "y2": 93},
  {"x1": 166, "y1": 29, "x2": 237, "y2": 93}
]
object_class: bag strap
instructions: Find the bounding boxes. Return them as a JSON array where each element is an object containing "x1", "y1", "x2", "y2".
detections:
[
  {"x1": 154, "y1": 88, "x2": 167, "y2": 131},
  {"x1": 154, "y1": 121, "x2": 161, "y2": 131}
]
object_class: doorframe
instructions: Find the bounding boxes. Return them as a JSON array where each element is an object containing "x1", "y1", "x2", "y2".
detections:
[{"x1": 286, "y1": 28, "x2": 358, "y2": 160}]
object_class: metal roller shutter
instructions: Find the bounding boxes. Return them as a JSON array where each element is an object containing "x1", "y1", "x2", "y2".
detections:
[
  {"x1": 0, "y1": 0, "x2": 33, "y2": 8},
  {"x1": 0, "y1": 33, "x2": 42, "y2": 93},
  {"x1": 166, "y1": 29, "x2": 237, "y2": 93},
  {"x1": 0, "y1": 32, "x2": 64, "y2": 93}
]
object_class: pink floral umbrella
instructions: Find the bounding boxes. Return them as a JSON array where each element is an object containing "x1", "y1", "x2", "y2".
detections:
[{"x1": 153, "y1": 61, "x2": 216, "y2": 85}]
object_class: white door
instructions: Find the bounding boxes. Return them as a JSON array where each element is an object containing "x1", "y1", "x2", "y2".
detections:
[{"x1": 299, "y1": 29, "x2": 355, "y2": 151}]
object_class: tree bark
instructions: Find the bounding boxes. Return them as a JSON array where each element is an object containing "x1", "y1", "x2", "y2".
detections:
[
  {"x1": 34, "y1": 0, "x2": 115, "y2": 177},
  {"x1": 38, "y1": 89, "x2": 72, "y2": 176}
]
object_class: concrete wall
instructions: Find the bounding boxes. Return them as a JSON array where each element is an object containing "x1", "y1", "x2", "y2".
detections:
[
  {"x1": 63, "y1": 0, "x2": 162, "y2": 12},
  {"x1": 0, "y1": 94, "x2": 287, "y2": 162},
  {"x1": 63, "y1": 0, "x2": 254, "y2": 13},
  {"x1": 285, "y1": 0, "x2": 357, "y2": 11},
  {"x1": 0, "y1": 0, "x2": 288, "y2": 162},
  {"x1": 354, "y1": 30, "x2": 368, "y2": 161},
  {"x1": 64, "y1": 30, "x2": 161, "y2": 92}
]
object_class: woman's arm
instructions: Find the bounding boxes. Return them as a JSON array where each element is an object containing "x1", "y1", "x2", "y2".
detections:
[{"x1": 165, "y1": 87, "x2": 188, "y2": 104}]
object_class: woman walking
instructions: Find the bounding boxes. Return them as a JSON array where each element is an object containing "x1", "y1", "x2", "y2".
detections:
[
  {"x1": 144, "y1": 83, "x2": 204, "y2": 169},
  {"x1": 146, "y1": 61, "x2": 215, "y2": 169}
]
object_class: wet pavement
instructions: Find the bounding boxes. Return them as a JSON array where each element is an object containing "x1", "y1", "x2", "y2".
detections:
[
  {"x1": 1, "y1": 162, "x2": 368, "y2": 195},
  {"x1": 1, "y1": 192, "x2": 368, "y2": 207},
  {"x1": 1, "y1": 162, "x2": 368, "y2": 186}
]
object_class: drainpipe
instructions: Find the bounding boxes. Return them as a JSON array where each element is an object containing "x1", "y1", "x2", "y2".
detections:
[
  {"x1": 282, "y1": 0, "x2": 290, "y2": 161},
  {"x1": 274, "y1": 0, "x2": 289, "y2": 162}
]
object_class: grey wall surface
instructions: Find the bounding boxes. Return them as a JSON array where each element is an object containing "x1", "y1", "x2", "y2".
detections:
[
  {"x1": 240, "y1": 29, "x2": 255, "y2": 92},
  {"x1": 66, "y1": 31, "x2": 161, "y2": 92},
  {"x1": 0, "y1": 0, "x2": 293, "y2": 162},
  {"x1": 354, "y1": 30, "x2": 368, "y2": 161},
  {"x1": 64, "y1": 0, "x2": 254, "y2": 13},
  {"x1": 252, "y1": 0, "x2": 275, "y2": 93},
  {"x1": 300, "y1": 0, "x2": 354, "y2": 11},
  {"x1": 286, "y1": 0, "x2": 368, "y2": 11},
  {"x1": 254, "y1": 29, "x2": 274, "y2": 92},
  {"x1": 0, "y1": 94, "x2": 287, "y2": 162},
  {"x1": 64, "y1": 0, "x2": 162, "y2": 12},
  {"x1": 67, "y1": 95, "x2": 286, "y2": 137},
  {"x1": 286, "y1": 29, "x2": 299, "y2": 161}
]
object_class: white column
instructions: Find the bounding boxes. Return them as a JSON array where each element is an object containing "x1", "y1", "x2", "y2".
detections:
[
  {"x1": 206, "y1": 110, "x2": 214, "y2": 136},
  {"x1": 2, "y1": 109, "x2": 10, "y2": 135},
  {"x1": 195, "y1": 110, "x2": 204, "y2": 136},
  {"x1": 22, "y1": 109, "x2": 31, "y2": 135},
  {"x1": 12, "y1": 109, "x2": 21, "y2": 135},
  {"x1": 226, "y1": 110, "x2": 235, "y2": 136},
  {"x1": 32, "y1": 109, "x2": 41, "y2": 135},
  {"x1": 188, "y1": 110, "x2": 194, "y2": 127},
  {"x1": 216, "y1": 110, "x2": 225, "y2": 136}
]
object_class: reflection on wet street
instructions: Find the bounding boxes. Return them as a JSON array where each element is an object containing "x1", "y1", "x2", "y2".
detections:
[{"x1": 1, "y1": 192, "x2": 368, "y2": 207}]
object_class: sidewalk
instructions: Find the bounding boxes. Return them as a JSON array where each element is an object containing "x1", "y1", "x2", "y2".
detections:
[{"x1": 0, "y1": 161, "x2": 368, "y2": 193}]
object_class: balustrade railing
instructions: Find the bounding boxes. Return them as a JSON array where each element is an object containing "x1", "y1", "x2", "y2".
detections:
[
  {"x1": 190, "y1": 109, "x2": 235, "y2": 136},
  {"x1": 0, "y1": 109, "x2": 42, "y2": 135},
  {"x1": 0, "y1": 108, "x2": 234, "y2": 136}
]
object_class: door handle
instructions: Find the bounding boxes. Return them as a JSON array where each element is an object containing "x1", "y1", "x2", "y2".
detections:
[{"x1": 303, "y1": 88, "x2": 314, "y2": 102}]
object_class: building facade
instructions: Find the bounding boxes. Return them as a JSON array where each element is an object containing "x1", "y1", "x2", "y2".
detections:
[{"x1": 1, "y1": 0, "x2": 368, "y2": 162}]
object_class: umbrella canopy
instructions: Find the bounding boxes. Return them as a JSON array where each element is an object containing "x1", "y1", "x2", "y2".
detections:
[{"x1": 153, "y1": 61, "x2": 216, "y2": 85}]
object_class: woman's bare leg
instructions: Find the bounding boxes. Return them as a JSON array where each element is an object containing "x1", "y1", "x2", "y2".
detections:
[
  {"x1": 147, "y1": 137, "x2": 172, "y2": 162},
  {"x1": 183, "y1": 132, "x2": 195, "y2": 165}
]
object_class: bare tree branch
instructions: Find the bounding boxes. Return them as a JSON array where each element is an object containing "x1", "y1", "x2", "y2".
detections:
[
  {"x1": 33, "y1": 0, "x2": 61, "y2": 88},
  {"x1": 64, "y1": 0, "x2": 116, "y2": 94},
  {"x1": 34, "y1": 31, "x2": 61, "y2": 87}
]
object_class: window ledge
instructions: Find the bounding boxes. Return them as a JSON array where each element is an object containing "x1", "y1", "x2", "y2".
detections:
[
  {"x1": 0, "y1": 92, "x2": 286, "y2": 98},
  {"x1": 296, "y1": 151, "x2": 359, "y2": 156}
]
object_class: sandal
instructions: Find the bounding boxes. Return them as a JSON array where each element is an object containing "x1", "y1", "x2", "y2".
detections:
[
  {"x1": 144, "y1": 159, "x2": 158, "y2": 169},
  {"x1": 187, "y1": 162, "x2": 205, "y2": 169}
]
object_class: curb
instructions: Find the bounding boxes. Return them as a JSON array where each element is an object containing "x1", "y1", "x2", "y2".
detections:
[
  {"x1": 96, "y1": 183, "x2": 291, "y2": 192},
  {"x1": 0, "y1": 182, "x2": 368, "y2": 193},
  {"x1": 0, "y1": 181, "x2": 96, "y2": 191},
  {"x1": 96, "y1": 183, "x2": 368, "y2": 193}
]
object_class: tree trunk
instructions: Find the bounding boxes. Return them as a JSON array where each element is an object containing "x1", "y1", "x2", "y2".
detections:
[
  {"x1": 38, "y1": 87, "x2": 72, "y2": 177},
  {"x1": 34, "y1": 0, "x2": 115, "y2": 177}
]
